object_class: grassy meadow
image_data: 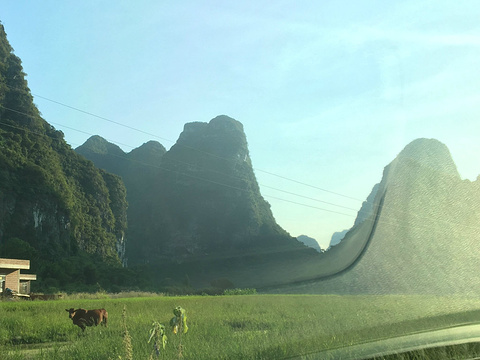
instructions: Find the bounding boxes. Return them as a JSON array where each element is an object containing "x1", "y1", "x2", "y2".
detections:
[{"x1": 2, "y1": 294, "x2": 480, "y2": 359}]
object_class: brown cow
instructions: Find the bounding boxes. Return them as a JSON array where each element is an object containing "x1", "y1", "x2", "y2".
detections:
[{"x1": 66, "y1": 308, "x2": 108, "y2": 331}]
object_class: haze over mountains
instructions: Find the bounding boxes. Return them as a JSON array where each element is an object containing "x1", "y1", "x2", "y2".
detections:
[
  {"x1": 297, "y1": 235, "x2": 322, "y2": 252},
  {"x1": 0, "y1": 23, "x2": 315, "y2": 291},
  {"x1": 2, "y1": 20, "x2": 480, "y2": 295},
  {"x1": 77, "y1": 129, "x2": 480, "y2": 294},
  {"x1": 275, "y1": 138, "x2": 480, "y2": 295},
  {"x1": 329, "y1": 230, "x2": 348, "y2": 248},
  {"x1": 76, "y1": 116, "x2": 317, "y2": 287}
]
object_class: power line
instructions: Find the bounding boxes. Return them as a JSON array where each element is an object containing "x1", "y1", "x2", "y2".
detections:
[
  {"x1": 9, "y1": 86, "x2": 367, "y2": 203},
  {"x1": 2, "y1": 100, "x2": 479, "y2": 234},
  {"x1": 52, "y1": 117, "x2": 360, "y2": 212},
  {"x1": 0, "y1": 118, "x2": 456, "y2": 235},
  {"x1": 32, "y1": 93, "x2": 240, "y2": 164},
  {"x1": 29, "y1": 92, "x2": 365, "y2": 203},
  {"x1": 2, "y1": 107, "x2": 480, "y2": 236},
  {"x1": 255, "y1": 169, "x2": 363, "y2": 202},
  {"x1": 262, "y1": 195, "x2": 354, "y2": 217},
  {"x1": 50, "y1": 121, "x2": 136, "y2": 150},
  {"x1": 0, "y1": 108, "x2": 359, "y2": 217},
  {"x1": 32, "y1": 93, "x2": 173, "y2": 143},
  {"x1": 259, "y1": 184, "x2": 359, "y2": 211}
]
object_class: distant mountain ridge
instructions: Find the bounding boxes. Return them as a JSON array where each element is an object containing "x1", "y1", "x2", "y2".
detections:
[
  {"x1": 329, "y1": 230, "x2": 348, "y2": 248},
  {"x1": 76, "y1": 135, "x2": 166, "y2": 172},
  {"x1": 297, "y1": 235, "x2": 322, "y2": 252}
]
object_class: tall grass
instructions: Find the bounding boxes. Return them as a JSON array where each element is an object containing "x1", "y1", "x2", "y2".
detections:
[
  {"x1": 53, "y1": 291, "x2": 164, "y2": 300},
  {"x1": 121, "y1": 305, "x2": 133, "y2": 360},
  {"x1": 1, "y1": 295, "x2": 480, "y2": 359}
]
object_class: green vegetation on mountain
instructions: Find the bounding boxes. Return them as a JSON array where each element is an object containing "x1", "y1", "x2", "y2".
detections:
[
  {"x1": 76, "y1": 136, "x2": 165, "y2": 264},
  {"x1": 0, "y1": 23, "x2": 129, "y2": 291}
]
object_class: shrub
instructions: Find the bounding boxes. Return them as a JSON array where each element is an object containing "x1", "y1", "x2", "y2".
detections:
[{"x1": 223, "y1": 288, "x2": 257, "y2": 295}]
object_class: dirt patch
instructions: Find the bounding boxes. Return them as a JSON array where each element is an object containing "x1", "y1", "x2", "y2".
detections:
[
  {"x1": 225, "y1": 320, "x2": 271, "y2": 331},
  {"x1": 6, "y1": 341, "x2": 71, "y2": 359}
]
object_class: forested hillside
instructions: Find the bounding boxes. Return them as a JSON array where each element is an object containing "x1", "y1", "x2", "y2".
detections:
[
  {"x1": 0, "y1": 24, "x2": 129, "y2": 291},
  {"x1": 76, "y1": 136, "x2": 166, "y2": 263}
]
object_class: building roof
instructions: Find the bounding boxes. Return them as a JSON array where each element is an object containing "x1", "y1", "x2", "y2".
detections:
[
  {"x1": 0, "y1": 258, "x2": 30, "y2": 270},
  {"x1": 20, "y1": 274, "x2": 37, "y2": 281}
]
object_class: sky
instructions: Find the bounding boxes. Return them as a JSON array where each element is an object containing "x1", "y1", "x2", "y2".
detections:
[{"x1": 2, "y1": 1, "x2": 480, "y2": 248}]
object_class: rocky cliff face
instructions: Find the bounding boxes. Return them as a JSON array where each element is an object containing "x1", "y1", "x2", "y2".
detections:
[
  {"x1": 0, "y1": 188, "x2": 71, "y2": 255},
  {"x1": 157, "y1": 115, "x2": 293, "y2": 257},
  {"x1": 76, "y1": 136, "x2": 166, "y2": 264},
  {"x1": 0, "y1": 24, "x2": 127, "y2": 265}
]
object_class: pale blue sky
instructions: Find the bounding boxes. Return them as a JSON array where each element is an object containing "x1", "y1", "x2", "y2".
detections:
[{"x1": 2, "y1": 1, "x2": 480, "y2": 248}]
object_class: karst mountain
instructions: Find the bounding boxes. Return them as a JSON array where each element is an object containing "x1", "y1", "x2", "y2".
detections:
[
  {"x1": 76, "y1": 116, "x2": 317, "y2": 287},
  {"x1": 0, "y1": 24, "x2": 128, "y2": 290},
  {"x1": 276, "y1": 138, "x2": 480, "y2": 294}
]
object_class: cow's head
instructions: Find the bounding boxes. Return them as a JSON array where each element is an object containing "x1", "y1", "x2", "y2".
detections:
[{"x1": 66, "y1": 308, "x2": 76, "y2": 319}]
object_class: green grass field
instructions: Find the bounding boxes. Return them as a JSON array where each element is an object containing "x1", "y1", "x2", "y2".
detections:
[{"x1": 2, "y1": 294, "x2": 480, "y2": 359}]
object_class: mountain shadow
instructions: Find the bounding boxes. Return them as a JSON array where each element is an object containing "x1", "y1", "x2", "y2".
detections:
[
  {"x1": 77, "y1": 116, "x2": 319, "y2": 288},
  {"x1": 76, "y1": 136, "x2": 166, "y2": 264}
]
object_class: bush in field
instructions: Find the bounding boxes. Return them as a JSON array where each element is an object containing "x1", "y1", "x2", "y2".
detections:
[
  {"x1": 223, "y1": 288, "x2": 257, "y2": 295},
  {"x1": 170, "y1": 306, "x2": 188, "y2": 358},
  {"x1": 170, "y1": 306, "x2": 188, "y2": 335},
  {"x1": 197, "y1": 288, "x2": 224, "y2": 296},
  {"x1": 62, "y1": 291, "x2": 163, "y2": 300},
  {"x1": 148, "y1": 321, "x2": 167, "y2": 359}
]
